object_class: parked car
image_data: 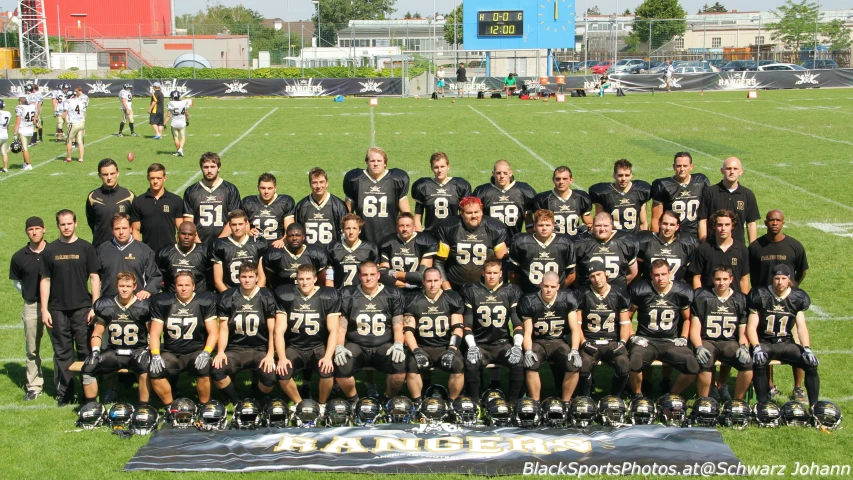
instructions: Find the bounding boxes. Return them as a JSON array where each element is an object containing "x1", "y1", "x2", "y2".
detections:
[
  {"x1": 745, "y1": 60, "x2": 777, "y2": 71},
  {"x1": 757, "y1": 63, "x2": 807, "y2": 71},
  {"x1": 610, "y1": 58, "x2": 646, "y2": 74},
  {"x1": 708, "y1": 59, "x2": 728, "y2": 69},
  {"x1": 591, "y1": 61, "x2": 613, "y2": 74},
  {"x1": 801, "y1": 59, "x2": 839, "y2": 69},
  {"x1": 628, "y1": 61, "x2": 664, "y2": 74},
  {"x1": 558, "y1": 61, "x2": 581, "y2": 73},
  {"x1": 673, "y1": 66, "x2": 707, "y2": 74},
  {"x1": 679, "y1": 60, "x2": 714, "y2": 72},
  {"x1": 721, "y1": 60, "x2": 757, "y2": 71}
]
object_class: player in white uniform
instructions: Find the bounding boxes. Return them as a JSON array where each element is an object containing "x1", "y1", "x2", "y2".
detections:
[
  {"x1": 50, "y1": 84, "x2": 68, "y2": 142},
  {"x1": 117, "y1": 83, "x2": 138, "y2": 137},
  {"x1": 14, "y1": 97, "x2": 35, "y2": 169},
  {"x1": 164, "y1": 90, "x2": 190, "y2": 157},
  {"x1": 24, "y1": 84, "x2": 43, "y2": 145},
  {"x1": 0, "y1": 100, "x2": 10, "y2": 172},
  {"x1": 62, "y1": 87, "x2": 87, "y2": 163}
]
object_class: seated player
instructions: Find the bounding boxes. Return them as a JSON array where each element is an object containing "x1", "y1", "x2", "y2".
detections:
[
  {"x1": 378, "y1": 212, "x2": 437, "y2": 290},
  {"x1": 532, "y1": 166, "x2": 593, "y2": 236},
  {"x1": 574, "y1": 212, "x2": 639, "y2": 289},
  {"x1": 747, "y1": 264, "x2": 820, "y2": 407},
  {"x1": 637, "y1": 211, "x2": 698, "y2": 282},
  {"x1": 81, "y1": 272, "x2": 152, "y2": 404},
  {"x1": 148, "y1": 271, "x2": 218, "y2": 405},
  {"x1": 274, "y1": 264, "x2": 340, "y2": 407},
  {"x1": 326, "y1": 214, "x2": 379, "y2": 289},
  {"x1": 211, "y1": 263, "x2": 277, "y2": 405},
  {"x1": 689, "y1": 265, "x2": 752, "y2": 400},
  {"x1": 508, "y1": 209, "x2": 576, "y2": 294},
  {"x1": 520, "y1": 272, "x2": 582, "y2": 402},
  {"x1": 589, "y1": 159, "x2": 652, "y2": 233},
  {"x1": 263, "y1": 223, "x2": 329, "y2": 289},
  {"x1": 294, "y1": 167, "x2": 349, "y2": 247},
  {"x1": 403, "y1": 267, "x2": 465, "y2": 404},
  {"x1": 211, "y1": 209, "x2": 268, "y2": 293},
  {"x1": 411, "y1": 152, "x2": 471, "y2": 231},
  {"x1": 156, "y1": 221, "x2": 209, "y2": 292}
]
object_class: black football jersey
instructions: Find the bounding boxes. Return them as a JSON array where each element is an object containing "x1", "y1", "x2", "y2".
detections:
[
  {"x1": 637, "y1": 231, "x2": 698, "y2": 282},
  {"x1": 574, "y1": 231, "x2": 639, "y2": 288},
  {"x1": 263, "y1": 244, "x2": 329, "y2": 289},
  {"x1": 411, "y1": 176, "x2": 472, "y2": 231},
  {"x1": 210, "y1": 236, "x2": 268, "y2": 288},
  {"x1": 508, "y1": 233, "x2": 576, "y2": 294},
  {"x1": 150, "y1": 291, "x2": 218, "y2": 354},
  {"x1": 404, "y1": 290, "x2": 465, "y2": 348},
  {"x1": 242, "y1": 194, "x2": 296, "y2": 242},
  {"x1": 343, "y1": 168, "x2": 410, "y2": 244},
  {"x1": 650, "y1": 174, "x2": 710, "y2": 235},
  {"x1": 379, "y1": 232, "x2": 438, "y2": 274},
  {"x1": 156, "y1": 243, "x2": 209, "y2": 292},
  {"x1": 461, "y1": 282, "x2": 524, "y2": 344},
  {"x1": 294, "y1": 193, "x2": 349, "y2": 246},
  {"x1": 691, "y1": 287, "x2": 748, "y2": 341},
  {"x1": 629, "y1": 280, "x2": 694, "y2": 339},
  {"x1": 435, "y1": 216, "x2": 508, "y2": 287},
  {"x1": 94, "y1": 296, "x2": 150, "y2": 349},
  {"x1": 589, "y1": 181, "x2": 652, "y2": 234},
  {"x1": 576, "y1": 284, "x2": 631, "y2": 341},
  {"x1": 748, "y1": 286, "x2": 811, "y2": 343},
  {"x1": 327, "y1": 240, "x2": 379, "y2": 289},
  {"x1": 517, "y1": 290, "x2": 580, "y2": 341},
  {"x1": 532, "y1": 189, "x2": 593, "y2": 236},
  {"x1": 473, "y1": 180, "x2": 537, "y2": 239},
  {"x1": 183, "y1": 179, "x2": 242, "y2": 244},
  {"x1": 341, "y1": 284, "x2": 405, "y2": 347},
  {"x1": 275, "y1": 285, "x2": 341, "y2": 349},
  {"x1": 217, "y1": 287, "x2": 277, "y2": 349}
]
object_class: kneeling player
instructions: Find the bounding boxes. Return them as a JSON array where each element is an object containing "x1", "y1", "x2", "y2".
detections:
[
  {"x1": 211, "y1": 263, "x2": 277, "y2": 405},
  {"x1": 689, "y1": 265, "x2": 752, "y2": 400},
  {"x1": 403, "y1": 267, "x2": 465, "y2": 403},
  {"x1": 82, "y1": 272, "x2": 152, "y2": 403},
  {"x1": 148, "y1": 271, "x2": 218, "y2": 405}
]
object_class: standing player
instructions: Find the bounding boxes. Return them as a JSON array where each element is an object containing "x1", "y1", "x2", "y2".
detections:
[
  {"x1": 637, "y1": 211, "x2": 698, "y2": 282},
  {"x1": 131, "y1": 163, "x2": 186, "y2": 255},
  {"x1": 590, "y1": 159, "x2": 651, "y2": 233},
  {"x1": 698, "y1": 157, "x2": 760, "y2": 244},
  {"x1": 378, "y1": 213, "x2": 437, "y2": 289},
  {"x1": 508, "y1": 209, "x2": 576, "y2": 293},
  {"x1": 325, "y1": 214, "x2": 379, "y2": 289},
  {"x1": 574, "y1": 212, "x2": 639, "y2": 289},
  {"x1": 13, "y1": 97, "x2": 35, "y2": 169},
  {"x1": 210, "y1": 210, "x2": 268, "y2": 292},
  {"x1": 343, "y1": 147, "x2": 411, "y2": 244},
  {"x1": 533, "y1": 166, "x2": 593, "y2": 236},
  {"x1": 25, "y1": 83, "x2": 43, "y2": 145},
  {"x1": 263, "y1": 223, "x2": 329, "y2": 289},
  {"x1": 164, "y1": 90, "x2": 190, "y2": 156},
  {"x1": 473, "y1": 159, "x2": 536, "y2": 240},
  {"x1": 411, "y1": 152, "x2": 471, "y2": 231},
  {"x1": 242, "y1": 173, "x2": 295, "y2": 248},
  {"x1": 650, "y1": 152, "x2": 709, "y2": 236},
  {"x1": 183, "y1": 152, "x2": 242, "y2": 245},
  {"x1": 95, "y1": 213, "x2": 161, "y2": 300},
  {"x1": 156, "y1": 222, "x2": 209, "y2": 292},
  {"x1": 0, "y1": 99, "x2": 10, "y2": 173},
  {"x1": 211, "y1": 263, "x2": 277, "y2": 405},
  {"x1": 116, "y1": 83, "x2": 138, "y2": 137},
  {"x1": 50, "y1": 83, "x2": 67, "y2": 142},
  {"x1": 689, "y1": 210, "x2": 750, "y2": 293},
  {"x1": 295, "y1": 168, "x2": 348, "y2": 247},
  {"x1": 63, "y1": 87, "x2": 87, "y2": 163},
  {"x1": 86, "y1": 158, "x2": 136, "y2": 247}
]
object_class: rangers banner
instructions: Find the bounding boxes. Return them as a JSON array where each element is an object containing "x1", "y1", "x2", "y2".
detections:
[{"x1": 124, "y1": 424, "x2": 740, "y2": 474}]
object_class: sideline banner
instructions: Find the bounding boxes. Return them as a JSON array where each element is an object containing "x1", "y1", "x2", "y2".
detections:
[{"x1": 124, "y1": 424, "x2": 740, "y2": 474}]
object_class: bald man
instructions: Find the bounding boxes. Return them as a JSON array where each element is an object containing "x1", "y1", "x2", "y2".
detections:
[
  {"x1": 473, "y1": 160, "x2": 536, "y2": 241},
  {"x1": 698, "y1": 157, "x2": 760, "y2": 244},
  {"x1": 574, "y1": 212, "x2": 639, "y2": 289}
]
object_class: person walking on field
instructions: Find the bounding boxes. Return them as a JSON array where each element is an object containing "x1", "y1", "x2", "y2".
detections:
[{"x1": 456, "y1": 63, "x2": 467, "y2": 98}]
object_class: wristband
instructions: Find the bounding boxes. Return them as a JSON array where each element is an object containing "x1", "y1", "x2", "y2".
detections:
[
  {"x1": 513, "y1": 333, "x2": 524, "y2": 347},
  {"x1": 465, "y1": 334, "x2": 477, "y2": 348},
  {"x1": 151, "y1": 349, "x2": 160, "y2": 355},
  {"x1": 92, "y1": 346, "x2": 100, "y2": 353},
  {"x1": 203, "y1": 346, "x2": 213, "y2": 354},
  {"x1": 92, "y1": 335, "x2": 102, "y2": 339}
]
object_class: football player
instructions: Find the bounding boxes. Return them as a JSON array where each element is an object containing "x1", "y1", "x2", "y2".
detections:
[
  {"x1": 14, "y1": 97, "x2": 35, "y2": 169},
  {"x1": 378, "y1": 212, "x2": 437, "y2": 290},
  {"x1": 242, "y1": 172, "x2": 295, "y2": 247},
  {"x1": 325, "y1": 214, "x2": 379, "y2": 289},
  {"x1": 24, "y1": 83, "x2": 43, "y2": 145},
  {"x1": 81, "y1": 272, "x2": 151, "y2": 403},
  {"x1": 575, "y1": 262, "x2": 632, "y2": 397},
  {"x1": 574, "y1": 212, "x2": 639, "y2": 289},
  {"x1": 210, "y1": 210, "x2": 268, "y2": 293},
  {"x1": 460, "y1": 259, "x2": 525, "y2": 403},
  {"x1": 163, "y1": 90, "x2": 190, "y2": 156},
  {"x1": 508, "y1": 209, "x2": 576, "y2": 293},
  {"x1": 519, "y1": 272, "x2": 582, "y2": 402},
  {"x1": 50, "y1": 83, "x2": 67, "y2": 142},
  {"x1": 747, "y1": 264, "x2": 819, "y2": 406},
  {"x1": 148, "y1": 271, "x2": 218, "y2": 405},
  {"x1": 532, "y1": 166, "x2": 593, "y2": 236},
  {"x1": 472, "y1": 159, "x2": 536, "y2": 240},
  {"x1": 263, "y1": 223, "x2": 329, "y2": 289},
  {"x1": 627, "y1": 259, "x2": 698, "y2": 399},
  {"x1": 295, "y1": 167, "x2": 348, "y2": 247},
  {"x1": 403, "y1": 267, "x2": 465, "y2": 402},
  {"x1": 590, "y1": 159, "x2": 651, "y2": 233},
  {"x1": 343, "y1": 147, "x2": 411, "y2": 244},
  {"x1": 274, "y1": 264, "x2": 340, "y2": 406},
  {"x1": 183, "y1": 152, "x2": 242, "y2": 244},
  {"x1": 650, "y1": 152, "x2": 709, "y2": 236},
  {"x1": 116, "y1": 83, "x2": 138, "y2": 137},
  {"x1": 211, "y1": 263, "x2": 277, "y2": 405},
  {"x1": 156, "y1": 221, "x2": 209, "y2": 292},
  {"x1": 411, "y1": 152, "x2": 472, "y2": 231},
  {"x1": 689, "y1": 265, "x2": 752, "y2": 400},
  {"x1": 637, "y1": 211, "x2": 698, "y2": 282},
  {"x1": 434, "y1": 196, "x2": 508, "y2": 290},
  {"x1": 0, "y1": 99, "x2": 10, "y2": 173},
  {"x1": 63, "y1": 87, "x2": 87, "y2": 163}
]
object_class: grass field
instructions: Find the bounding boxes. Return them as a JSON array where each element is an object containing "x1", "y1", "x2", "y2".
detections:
[{"x1": 0, "y1": 89, "x2": 852, "y2": 479}]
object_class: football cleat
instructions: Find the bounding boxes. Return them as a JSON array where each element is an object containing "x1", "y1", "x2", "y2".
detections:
[
  {"x1": 131, "y1": 404, "x2": 159, "y2": 435},
  {"x1": 597, "y1": 395, "x2": 628, "y2": 427},
  {"x1": 514, "y1": 398, "x2": 541, "y2": 428},
  {"x1": 753, "y1": 401, "x2": 782, "y2": 428},
  {"x1": 657, "y1": 394, "x2": 687, "y2": 427},
  {"x1": 720, "y1": 399, "x2": 751, "y2": 430},
  {"x1": 385, "y1": 395, "x2": 416, "y2": 424},
  {"x1": 232, "y1": 398, "x2": 262, "y2": 429},
  {"x1": 294, "y1": 399, "x2": 321, "y2": 428},
  {"x1": 324, "y1": 398, "x2": 353, "y2": 427},
  {"x1": 419, "y1": 396, "x2": 449, "y2": 424},
  {"x1": 451, "y1": 396, "x2": 479, "y2": 427},
  {"x1": 628, "y1": 397, "x2": 657, "y2": 425},
  {"x1": 77, "y1": 401, "x2": 106, "y2": 430},
  {"x1": 688, "y1": 397, "x2": 720, "y2": 427},
  {"x1": 781, "y1": 401, "x2": 810, "y2": 427},
  {"x1": 107, "y1": 402, "x2": 135, "y2": 429},
  {"x1": 169, "y1": 398, "x2": 197, "y2": 429},
  {"x1": 540, "y1": 397, "x2": 568, "y2": 428},
  {"x1": 197, "y1": 400, "x2": 228, "y2": 431},
  {"x1": 264, "y1": 399, "x2": 290, "y2": 427},
  {"x1": 811, "y1": 401, "x2": 842, "y2": 430},
  {"x1": 485, "y1": 398, "x2": 513, "y2": 427},
  {"x1": 569, "y1": 396, "x2": 596, "y2": 428},
  {"x1": 354, "y1": 397, "x2": 382, "y2": 426}
]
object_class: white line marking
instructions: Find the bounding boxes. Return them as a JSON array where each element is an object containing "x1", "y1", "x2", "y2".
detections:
[
  {"x1": 0, "y1": 324, "x2": 22, "y2": 329},
  {"x1": 810, "y1": 304, "x2": 829, "y2": 318},
  {"x1": 369, "y1": 107, "x2": 375, "y2": 146},
  {"x1": 815, "y1": 350, "x2": 853, "y2": 355},
  {"x1": 0, "y1": 404, "x2": 56, "y2": 411},
  {"x1": 469, "y1": 105, "x2": 556, "y2": 171},
  {"x1": 806, "y1": 222, "x2": 853, "y2": 238},
  {"x1": 810, "y1": 317, "x2": 853, "y2": 321}
]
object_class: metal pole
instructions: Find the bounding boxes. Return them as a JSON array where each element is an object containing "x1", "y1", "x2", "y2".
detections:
[
  {"x1": 138, "y1": 24, "x2": 142, "y2": 74},
  {"x1": 301, "y1": 24, "x2": 305, "y2": 76},
  {"x1": 287, "y1": 0, "x2": 291, "y2": 58},
  {"x1": 247, "y1": 23, "x2": 251, "y2": 78},
  {"x1": 815, "y1": 0, "x2": 819, "y2": 60},
  {"x1": 454, "y1": 0, "x2": 458, "y2": 66},
  {"x1": 583, "y1": 2, "x2": 587, "y2": 73},
  {"x1": 317, "y1": 2, "x2": 321, "y2": 47},
  {"x1": 56, "y1": 2, "x2": 62, "y2": 53},
  {"x1": 649, "y1": 19, "x2": 652, "y2": 61},
  {"x1": 192, "y1": 24, "x2": 196, "y2": 78},
  {"x1": 84, "y1": 23, "x2": 88, "y2": 77}
]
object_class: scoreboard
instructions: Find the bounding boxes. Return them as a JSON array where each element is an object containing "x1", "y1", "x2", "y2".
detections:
[
  {"x1": 463, "y1": 0, "x2": 576, "y2": 50},
  {"x1": 478, "y1": 10, "x2": 523, "y2": 36}
]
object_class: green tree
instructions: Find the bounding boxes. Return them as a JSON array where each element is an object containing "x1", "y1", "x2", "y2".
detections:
[
  {"x1": 698, "y1": 2, "x2": 727, "y2": 13},
  {"x1": 769, "y1": 0, "x2": 821, "y2": 52},
  {"x1": 632, "y1": 0, "x2": 687, "y2": 50},
  {"x1": 312, "y1": 0, "x2": 397, "y2": 46},
  {"x1": 586, "y1": 6, "x2": 601, "y2": 15},
  {"x1": 822, "y1": 19, "x2": 852, "y2": 52},
  {"x1": 404, "y1": 11, "x2": 412, "y2": 19},
  {"x1": 444, "y1": 4, "x2": 463, "y2": 46},
  {"x1": 413, "y1": 12, "x2": 423, "y2": 19},
  {"x1": 623, "y1": 8, "x2": 632, "y2": 15}
]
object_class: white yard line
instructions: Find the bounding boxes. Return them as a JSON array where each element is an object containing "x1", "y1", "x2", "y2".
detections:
[
  {"x1": 469, "y1": 106, "x2": 556, "y2": 172},
  {"x1": 369, "y1": 107, "x2": 376, "y2": 146}
]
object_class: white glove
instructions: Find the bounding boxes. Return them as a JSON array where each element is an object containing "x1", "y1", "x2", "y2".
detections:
[
  {"x1": 629, "y1": 335, "x2": 649, "y2": 348},
  {"x1": 388, "y1": 342, "x2": 406, "y2": 363},
  {"x1": 334, "y1": 344, "x2": 352, "y2": 366},
  {"x1": 149, "y1": 354, "x2": 165, "y2": 376},
  {"x1": 523, "y1": 349, "x2": 538, "y2": 369},
  {"x1": 568, "y1": 349, "x2": 582, "y2": 368}
]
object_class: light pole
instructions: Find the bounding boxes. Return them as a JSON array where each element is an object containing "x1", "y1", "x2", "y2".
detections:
[{"x1": 312, "y1": 0, "x2": 320, "y2": 47}]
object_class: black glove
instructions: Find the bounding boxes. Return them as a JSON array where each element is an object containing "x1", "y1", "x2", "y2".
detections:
[
  {"x1": 412, "y1": 348, "x2": 431, "y2": 370},
  {"x1": 581, "y1": 340, "x2": 598, "y2": 356},
  {"x1": 84, "y1": 348, "x2": 101, "y2": 366}
]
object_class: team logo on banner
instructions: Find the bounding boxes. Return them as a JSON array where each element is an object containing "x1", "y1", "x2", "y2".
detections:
[
  {"x1": 658, "y1": 76, "x2": 681, "y2": 89},
  {"x1": 450, "y1": 77, "x2": 487, "y2": 93},
  {"x1": 87, "y1": 81, "x2": 113, "y2": 94},
  {"x1": 284, "y1": 78, "x2": 327, "y2": 97},
  {"x1": 151, "y1": 79, "x2": 194, "y2": 98},
  {"x1": 717, "y1": 72, "x2": 760, "y2": 89},
  {"x1": 794, "y1": 72, "x2": 820, "y2": 85},
  {"x1": 358, "y1": 79, "x2": 385, "y2": 93},
  {"x1": 223, "y1": 80, "x2": 249, "y2": 94}
]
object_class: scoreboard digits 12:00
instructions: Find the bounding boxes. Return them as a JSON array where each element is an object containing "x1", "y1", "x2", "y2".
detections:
[{"x1": 477, "y1": 10, "x2": 523, "y2": 36}]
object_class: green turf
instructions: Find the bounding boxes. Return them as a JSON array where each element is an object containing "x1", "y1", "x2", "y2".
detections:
[{"x1": 0, "y1": 89, "x2": 851, "y2": 479}]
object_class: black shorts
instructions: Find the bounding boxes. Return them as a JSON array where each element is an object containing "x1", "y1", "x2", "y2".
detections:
[
  {"x1": 81, "y1": 348, "x2": 149, "y2": 375},
  {"x1": 579, "y1": 339, "x2": 629, "y2": 376},
  {"x1": 334, "y1": 342, "x2": 407, "y2": 378},
  {"x1": 210, "y1": 348, "x2": 276, "y2": 386},
  {"x1": 149, "y1": 113, "x2": 164, "y2": 126},
  {"x1": 629, "y1": 337, "x2": 700, "y2": 374},
  {"x1": 406, "y1": 345, "x2": 463, "y2": 374},
  {"x1": 700, "y1": 339, "x2": 753, "y2": 372},
  {"x1": 754, "y1": 339, "x2": 816, "y2": 372},
  {"x1": 277, "y1": 345, "x2": 333, "y2": 380},
  {"x1": 528, "y1": 339, "x2": 578, "y2": 373},
  {"x1": 151, "y1": 350, "x2": 209, "y2": 379}
]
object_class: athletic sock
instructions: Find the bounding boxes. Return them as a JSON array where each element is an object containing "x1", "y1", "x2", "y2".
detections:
[
  {"x1": 119, "y1": 122, "x2": 125, "y2": 134},
  {"x1": 129, "y1": 123, "x2": 134, "y2": 134},
  {"x1": 220, "y1": 383, "x2": 241, "y2": 405}
]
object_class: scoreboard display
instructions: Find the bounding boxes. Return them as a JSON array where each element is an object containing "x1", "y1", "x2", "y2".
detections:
[
  {"x1": 477, "y1": 10, "x2": 523, "y2": 36},
  {"x1": 463, "y1": 0, "x2": 575, "y2": 50}
]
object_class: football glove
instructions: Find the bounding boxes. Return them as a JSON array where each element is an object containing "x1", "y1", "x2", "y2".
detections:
[
  {"x1": 735, "y1": 345, "x2": 751, "y2": 365},
  {"x1": 334, "y1": 345, "x2": 352, "y2": 366},
  {"x1": 802, "y1": 347, "x2": 819, "y2": 367},
  {"x1": 673, "y1": 337, "x2": 688, "y2": 347},
  {"x1": 581, "y1": 340, "x2": 598, "y2": 355},
  {"x1": 439, "y1": 349, "x2": 457, "y2": 371},
  {"x1": 194, "y1": 351, "x2": 211, "y2": 370},
  {"x1": 523, "y1": 349, "x2": 538, "y2": 369},
  {"x1": 388, "y1": 342, "x2": 406, "y2": 363},
  {"x1": 466, "y1": 345, "x2": 481, "y2": 365},
  {"x1": 695, "y1": 346, "x2": 712, "y2": 365},
  {"x1": 149, "y1": 354, "x2": 165, "y2": 376},
  {"x1": 84, "y1": 347, "x2": 101, "y2": 366},
  {"x1": 613, "y1": 340, "x2": 627, "y2": 354},
  {"x1": 134, "y1": 349, "x2": 151, "y2": 366},
  {"x1": 629, "y1": 335, "x2": 649, "y2": 348},
  {"x1": 752, "y1": 345, "x2": 768, "y2": 366},
  {"x1": 568, "y1": 349, "x2": 582, "y2": 368},
  {"x1": 412, "y1": 348, "x2": 431, "y2": 370},
  {"x1": 506, "y1": 345, "x2": 523, "y2": 365}
]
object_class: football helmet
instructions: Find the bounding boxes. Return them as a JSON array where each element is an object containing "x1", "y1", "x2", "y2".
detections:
[
  {"x1": 9, "y1": 140, "x2": 22, "y2": 154},
  {"x1": 657, "y1": 394, "x2": 687, "y2": 427},
  {"x1": 419, "y1": 397, "x2": 449, "y2": 424},
  {"x1": 24, "y1": 83, "x2": 34, "y2": 93},
  {"x1": 264, "y1": 399, "x2": 290, "y2": 428},
  {"x1": 481, "y1": 388, "x2": 505, "y2": 406},
  {"x1": 131, "y1": 404, "x2": 159, "y2": 435},
  {"x1": 0, "y1": 99, "x2": 5, "y2": 109},
  {"x1": 63, "y1": 82, "x2": 71, "y2": 91},
  {"x1": 324, "y1": 398, "x2": 353, "y2": 427},
  {"x1": 425, "y1": 384, "x2": 450, "y2": 401},
  {"x1": 451, "y1": 396, "x2": 479, "y2": 427},
  {"x1": 514, "y1": 398, "x2": 541, "y2": 428},
  {"x1": 169, "y1": 398, "x2": 197, "y2": 429},
  {"x1": 294, "y1": 399, "x2": 321, "y2": 428},
  {"x1": 781, "y1": 401, "x2": 810, "y2": 427},
  {"x1": 170, "y1": 90, "x2": 181, "y2": 101},
  {"x1": 77, "y1": 401, "x2": 106, "y2": 430},
  {"x1": 385, "y1": 395, "x2": 416, "y2": 424},
  {"x1": 233, "y1": 398, "x2": 262, "y2": 429},
  {"x1": 720, "y1": 399, "x2": 751, "y2": 430},
  {"x1": 628, "y1": 397, "x2": 656, "y2": 425},
  {"x1": 689, "y1": 397, "x2": 720, "y2": 427},
  {"x1": 597, "y1": 395, "x2": 628, "y2": 427},
  {"x1": 540, "y1": 397, "x2": 568, "y2": 428},
  {"x1": 753, "y1": 401, "x2": 781, "y2": 428},
  {"x1": 197, "y1": 400, "x2": 228, "y2": 431},
  {"x1": 568, "y1": 396, "x2": 596, "y2": 428},
  {"x1": 811, "y1": 400, "x2": 842, "y2": 430},
  {"x1": 123, "y1": 83, "x2": 133, "y2": 90},
  {"x1": 486, "y1": 398, "x2": 513, "y2": 426},
  {"x1": 354, "y1": 397, "x2": 382, "y2": 426},
  {"x1": 107, "y1": 402, "x2": 135, "y2": 429}
]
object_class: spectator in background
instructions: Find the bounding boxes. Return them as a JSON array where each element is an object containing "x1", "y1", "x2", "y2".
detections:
[
  {"x1": 456, "y1": 63, "x2": 467, "y2": 98},
  {"x1": 148, "y1": 82, "x2": 165, "y2": 140},
  {"x1": 436, "y1": 66, "x2": 446, "y2": 98},
  {"x1": 504, "y1": 73, "x2": 518, "y2": 98}
]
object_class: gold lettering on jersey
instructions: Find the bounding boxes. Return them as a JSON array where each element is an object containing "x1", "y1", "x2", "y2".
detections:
[
  {"x1": 343, "y1": 255, "x2": 358, "y2": 263},
  {"x1": 618, "y1": 198, "x2": 632, "y2": 205},
  {"x1": 737, "y1": 201, "x2": 744, "y2": 210},
  {"x1": 163, "y1": 205, "x2": 170, "y2": 213},
  {"x1": 399, "y1": 248, "x2": 411, "y2": 255},
  {"x1": 369, "y1": 186, "x2": 383, "y2": 194},
  {"x1": 239, "y1": 303, "x2": 256, "y2": 313},
  {"x1": 299, "y1": 303, "x2": 313, "y2": 311},
  {"x1": 117, "y1": 313, "x2": 130, "y2": 321},
  {"x1": 119, "y1": 206, "x2": 126, "y2": 213},
  {"x1": 484, "y1": 296, "x2": 498, "y2": 302},
  {"x1": 205, "y1": 195, "x2": 222, "y2": 203},
  {"x1": 715, "y1": 305, "x2": 731, "y2": 314},
  {"x1": 558, "y1": 205, "x2": 572, "y2": 212},
  {"x1": 54, "y1": 254, "x2": 81, "y2": 260},
  {"x1": 427, "y1": 306, "x2": 440, "y2": 313},
  {"x1": 731, "y1": 258, "x2": 738, "y2": 266},
  {"x1": 659, "y1": 248, "x2": 672, "y2": 255},
  {"x1": 125, "y1": 254, "x2": 136, "y2": 261},
  {"x1": 771, "y1": 305, "x2": 787, "y2": 313},
  {"x1": 176, "y1": 308, "x2": 191, "y2": 316},
  {"x1": 678, "y1": 190, "x2": 692, "y2": 198},
  {"x1": 654, "y1": 299, "x2": 670, "y2": 307},
  {"x1": 321, "y1": 436, "x2": 369, "y2": 454},
  {"x1": 466, "y1": 234, "x2": 480, "y2": 241},
  {"x1": 273, "y1": 435, "x2": 318, "y2": 452},
  {"x1": 498, "y1": 195, "x2": 510, "y2": 202},
  {"x1": 542, "y1": 310, "x2": 557, "y2": 319},
  {"x1": 595, "y1": 303, "x2": 609, "y2": 311},
  {"x1": 259, "y1": 208, "x2": 273, "y2": 217},
  {"x1": 177, "y1": 259, "x2": 191, "y2": 266},
  {"x1": 537, "y1": 251, "x2": 552, "y2": 260},
  {"x1": 597, "y1": 246, "x2": 612, "y2": 254},
  {"x1": 760, "y1": 254, "x2": 788, "y2": 261},
  {"x1": 363, "y1": 303, "x2": 379, "y2": 312}
]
